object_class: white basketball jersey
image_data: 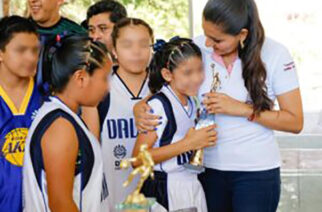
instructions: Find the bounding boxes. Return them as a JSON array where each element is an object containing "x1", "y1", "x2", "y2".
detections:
[
  {"x1": 148, "y1": 85, "x2": 197, "y2": 174},
  {"x1": 99, "y1": 70, "x2": 149, "y2": 211},
  {"x1": 23, "y1": 97, "x2": 108, "y2": 212}
]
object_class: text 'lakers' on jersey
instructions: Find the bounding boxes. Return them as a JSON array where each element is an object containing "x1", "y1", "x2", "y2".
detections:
[{"x1": 0, "y1": 78, "x2": 42, "y2": 212}]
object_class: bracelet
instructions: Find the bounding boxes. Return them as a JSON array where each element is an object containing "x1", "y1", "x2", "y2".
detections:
[{"x1": 247, "y1": 112, "x2": 256, "y2": 122}]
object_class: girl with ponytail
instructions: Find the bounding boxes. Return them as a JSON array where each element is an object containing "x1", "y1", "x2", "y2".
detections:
[
  {"x1": 23, "y1": 34, "x2": 112, "y2": 212},
  {"x1": 133, "y1": 37, "x2": 216, "y2": 212}
]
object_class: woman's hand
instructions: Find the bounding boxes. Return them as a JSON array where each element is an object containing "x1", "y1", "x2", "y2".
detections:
[
  {"x1": 203, "y1": 92, "x2": 252, "y2": 117},
  {"x1": 133, "y1": 98, "x2": 161, "y2": 132},
  {"x1": 203, "y1": 89, "x2": 303, "y2": 134},
  {"x1": 184, "y1": 125, "x2": 217, "y2": 150}
]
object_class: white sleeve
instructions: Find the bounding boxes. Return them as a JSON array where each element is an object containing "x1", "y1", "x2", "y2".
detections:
[
  {"x1": 147, "y1": 99, "x2": 168, "y2": 140},
  {"x1": 271, "y1": 46, "x2": 300, "y2": 96}
]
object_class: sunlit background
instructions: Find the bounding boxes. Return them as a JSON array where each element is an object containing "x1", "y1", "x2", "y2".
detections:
[
  {"x1": 6, "y1": 1, "x2": 322, "y2": 132},
  {"x1": 2, "y1": 0, "x2": 322, "y2": 211}
]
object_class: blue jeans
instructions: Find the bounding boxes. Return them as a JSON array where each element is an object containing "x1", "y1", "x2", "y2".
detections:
[{"x1": 198, "y1": 168, "x2": 281, "y2": 212}]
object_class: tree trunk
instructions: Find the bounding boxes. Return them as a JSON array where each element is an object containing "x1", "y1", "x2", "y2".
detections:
[{"x1": 3, "y1": 0, "x2": 9, "y2": 16}]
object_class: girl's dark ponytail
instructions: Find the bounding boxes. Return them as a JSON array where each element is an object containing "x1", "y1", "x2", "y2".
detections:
[
  {"x1": 40, "y1": 34, "x2": 109, "y2": 95},
  {"x1": 148, "y1": 47, "x2": 167, "y2": 94}
]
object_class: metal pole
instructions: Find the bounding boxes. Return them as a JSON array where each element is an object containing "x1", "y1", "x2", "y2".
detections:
[{"x1": 188, "y1": 0, "x2": 194, "y2": 38}]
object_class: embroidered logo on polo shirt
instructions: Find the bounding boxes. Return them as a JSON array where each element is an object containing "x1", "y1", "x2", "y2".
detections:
[{"x1": 284, "y1": 61, "x2": 295, "y2": 71}]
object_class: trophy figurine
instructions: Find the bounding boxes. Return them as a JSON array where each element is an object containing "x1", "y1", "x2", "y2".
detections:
[
  {"x1": 184, "y1": 63, "x2": 221, "y2": 173},
  {"x1": 115, "y1": 144, "x2": 156, "y2": 211}
]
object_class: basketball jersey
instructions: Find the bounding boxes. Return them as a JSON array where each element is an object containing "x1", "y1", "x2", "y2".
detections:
[
  {"x1": 0, "y1": 78, "x2": 42, "y2": 212},
  {"x1": 23, "y1": 97, "x2": 108, "y2": 212},
  {"x1": 143, "y1": 85, "x2": 208, "y2": 212},
  {"x1": 147, "y1": 85, "x2": 197, "y2": 173},
  {"x1": 99, "y1": 68, "x2": 149, "y2": 210}
]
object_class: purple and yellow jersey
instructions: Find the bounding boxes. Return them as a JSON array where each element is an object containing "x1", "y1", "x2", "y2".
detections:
[{"x1": 0, "y1": 78, "x2": 42, "y2": 212}]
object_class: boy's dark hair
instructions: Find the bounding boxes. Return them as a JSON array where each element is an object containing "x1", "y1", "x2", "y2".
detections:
[
  {"x1": 87, "y1": 0, "x2": 127, "y2": 24},
  {"x1": 111, "y1": 17, "x2": 154, "y2": 48},
  {"x1": 149, "y1": 38, "x2": 202, "y2": 94},
  {"x1": 0, "y1": 16, "x2": 38, "y2": 51},
  {"x1": 80, "y1": 19, "x2": 88, "y2": 29}
]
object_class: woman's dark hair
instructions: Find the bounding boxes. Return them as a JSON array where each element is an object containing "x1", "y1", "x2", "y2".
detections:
[
  {"x1": 203, "y1": 0, "x2": 273, "y2": 114},
  {"x1": 87, "y1": 0, "x2": 127, "y2": 24},
  {"x1": 42, "y1": 34, "x2": 109, "y2": 94},
  {"x1": 149, "y1": 37, "x2": 202, "y2": 94},
  {"x1": 0, "y1": 16, "x2": 38, "y2": 51},
  {"x1": 111, "y1": 17, "x2": 154, "y2": 48}
]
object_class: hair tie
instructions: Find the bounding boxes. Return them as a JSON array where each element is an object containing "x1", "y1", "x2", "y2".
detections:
[
  {"x1": 169, "y1": 36, "x2": 181, "y2": 42},
  {"x1": 153, "y1": 39, "x2": 166, "y2": 52}
]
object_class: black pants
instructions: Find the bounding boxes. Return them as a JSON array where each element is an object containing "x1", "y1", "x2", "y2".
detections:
[
  {"x1": 141, "y1": 171, "x2": 169, "y2": 210},
  {"x1": 198, "y1": 168, "x2": 281, "y2": 212}
]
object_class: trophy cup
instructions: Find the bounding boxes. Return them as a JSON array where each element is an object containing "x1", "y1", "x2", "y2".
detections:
[
  {"x1": 184, "y1": 64, "x2": 221, "y2": 173},
  {"x1": 115, "y1": 144, "x2": 156, "y2": 211}
]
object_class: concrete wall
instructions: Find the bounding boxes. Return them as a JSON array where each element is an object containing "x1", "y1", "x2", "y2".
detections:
[{"x1": 277, "y1": 135, "x2": 322, "y2": 212}]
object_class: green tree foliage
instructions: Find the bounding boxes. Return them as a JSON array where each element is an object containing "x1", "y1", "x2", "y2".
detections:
[
  {"x1": 10, "y1": 0, "x2": 189, "y2": 39},
  {"x1": 118, "y1": 0, "x2": 189, "y2": 39}
]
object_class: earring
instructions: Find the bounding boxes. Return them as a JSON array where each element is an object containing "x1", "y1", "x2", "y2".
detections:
[{"x1": 240, "y1": 40, "x2": 245, "y2": 49}]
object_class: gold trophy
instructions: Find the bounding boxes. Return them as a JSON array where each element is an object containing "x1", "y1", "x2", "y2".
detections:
[
  {"x1": 115, "y1": 144, "x2": 156, "y2": 211},
  {"x1": 184, "y1": 64, "x2": 221, "y2": 173}
]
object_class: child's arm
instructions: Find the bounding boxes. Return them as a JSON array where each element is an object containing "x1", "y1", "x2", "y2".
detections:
[
  {"x1": 132, "y1": 99, "x2": 217, "y2": 167},
  {"x1": 82, "y1": 106, "x2": 100, "y2": 139},
  {"x1": 132, "y1": 127, "x2": 216, "y2": 167},
  {"x1": 41, "y1": 118, "x2": 80, "y2": 212}
]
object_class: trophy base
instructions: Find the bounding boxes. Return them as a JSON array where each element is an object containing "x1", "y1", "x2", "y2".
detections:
[
  {"x1": 115, "y1": 198, "x2": 156, "y2": 211},
  {"x1": 183, "y1": 163, "x2": 205, "y2": 173}
]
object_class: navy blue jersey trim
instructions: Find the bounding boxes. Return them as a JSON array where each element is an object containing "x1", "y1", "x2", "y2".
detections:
[
  {"x1": 148, "y1": 93, "x2": 177, "y2": 147},
  {"x1": 97, "y1": 93, "x2": 111, "y2": 132},
  {"x1": 113, "y1": 66, "x2": 147, "y2": 100},
  {"x1": 141, "y1": 171, "x2": 169, "y2": 210},
  {"x1": 165, "y1": 85, "x2": 194, "y2": 118},
  {"x1": 29, "y1": 109, "x2": 94, "y2": 193}
]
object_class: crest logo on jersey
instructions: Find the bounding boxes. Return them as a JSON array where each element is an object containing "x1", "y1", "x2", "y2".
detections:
[
  {"x1": 1, "y1": 128, "x2": 28, "y2": 167},
  {"x1": 114, "y1": 145, "x2": 127, "y2": 170},
  {"x1": 113, "y1": 144, "x2": 127, "y2": 159},
  {"x1": 284, "y1": 61, "x2": 295, "y2": 71}
]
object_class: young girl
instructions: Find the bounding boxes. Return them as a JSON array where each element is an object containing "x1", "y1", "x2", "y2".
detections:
[
  {"x1": 97, "y1": 17, "x2": 154, "y2": 210},
  {"x1": 132, "y1": 38, "x2": 217, "y2": 212},
  {"x1": 23, "y1": 34, "x2": 112, "y2": 212}
]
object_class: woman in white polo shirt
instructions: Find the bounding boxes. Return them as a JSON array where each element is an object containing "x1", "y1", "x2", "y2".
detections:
[{"x1": 134, "y1": 0, "x2": 303, "y2": 211}]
